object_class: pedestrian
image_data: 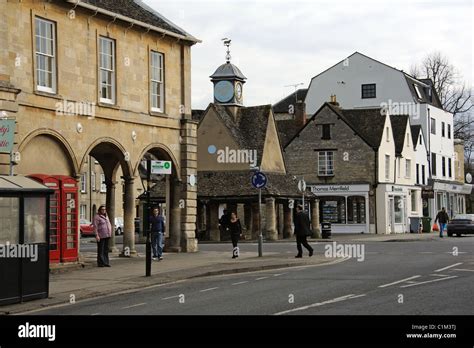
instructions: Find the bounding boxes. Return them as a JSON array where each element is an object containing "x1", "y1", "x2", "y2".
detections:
[
  {"x1": 219, "y1": 209, "x2": 231, "y2": 239},
  {"x1": 435, "y1": 207, "x2": 449, "y2": 238},
  {"x1": 150, "y1": 207, "x2": 166, "y2": 260},
  {"x1": 93, "y1": 205, "x2": 112, "y2": 267},
  {"x1": 294, "y1": 204, "x2": 314, "y2": 258},
  {"x1": 228, "y1": 212, "x2": 243, "y2": 259}
]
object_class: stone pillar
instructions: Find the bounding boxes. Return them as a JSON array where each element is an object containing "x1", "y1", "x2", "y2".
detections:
[
  {"x1": 244, "y1": 203, "x2": 252, "y2": 239},
  {"x1": 0, "y1": 82, "x2": 21, "y2": 176},
  {"x1": 311, "y1": 199, "x2": 321, "y2": 238},
  {"x1": 265, "y1": 197, "x2": 278, "y2": 241},
  {"x1": 105, "y1": 180, "x2": 118, "y2": 252},
  {"x1": 278, "y1": 203, "x2": 284, "y2": 239},
  {"x1": 122, "y1": 177, "x2": 137, "y2": 256},
  {"x1": 283, "y1": 202, "x2": 293, "y2": 239},
  {"x1": 251, "y1": 202, "x2": 260, "y2": 239},
  {"x1": 209, "y1": 202, "x2": 220, "y2": 241},
  {"x1": 180, "y1": 118, "x2": 198, "y2": 252},
  {"x1": 237, "y1": 203, "x2": 246, "y2": 233},
  {"x1": 168, "y1": 177, "x2": 182, "y2": 252}
]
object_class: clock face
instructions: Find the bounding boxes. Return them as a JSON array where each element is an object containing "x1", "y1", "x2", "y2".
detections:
[
  {"x1": 214, "y1": 80, "x2": 234, "y2": 103},
  {"x1": 235, "y1": 82, "x2": 242, "y2": 102}
]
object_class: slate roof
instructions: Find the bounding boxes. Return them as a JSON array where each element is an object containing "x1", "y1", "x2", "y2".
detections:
[
  {"x1": 69, "y1": 0, "x2": 198, "y2": 42},
  {"x1": 275, "y1": 119, "x2": 301, "y2": 148},
  {"x1": 390, "y1": 115, "x2": 409, "y2": 155},
  {"x1": 204, "y1": 103, "x2": 272, "y2": 167},
  {"x1": 210, "y1": 62, "x2": 246, "y2": 80},
  {"x1": 192, "y1": 109, "x2": 205, "y2": 121},
  {"x1": 411, "y1": 125, "x2": 422, "y2": 149},
  {"x1": 405, "y1": 75, "x2": 443, "y2": 108},
  {"x1": 273, "y1": 89, "x2": 308, "y2": 114},
  {"x1": 197, "y1": 171, "x2": 315, "y2": 199}
]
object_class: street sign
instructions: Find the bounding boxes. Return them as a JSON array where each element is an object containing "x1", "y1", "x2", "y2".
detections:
[
  {"x1": 252, "y1": 171, "x2": 267, "y2": 189},
  {"x1": 298, "y1": 179, "x2": 306, "y2": 192},
  {"x1": 150, "y1": 160, "x2": 172, "y2": 175}
]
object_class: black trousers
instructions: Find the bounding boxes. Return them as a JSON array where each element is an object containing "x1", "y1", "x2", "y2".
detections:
[
  {"x1": 296, "y1": 235, "x2": 313, "y2": 256},
  {"x1": 97, "y1": 237, "x2": 110, "y2": 266},
  {"x1": 231, "y1": 233, "x2": 239, "y2": 257}
]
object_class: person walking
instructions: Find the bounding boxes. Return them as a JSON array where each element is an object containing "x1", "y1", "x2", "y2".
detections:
[
  {"x1": 150, "y1": 207, "x2": 166, "y2": 260},
  {"x1": 93, "y1": 205, "x2": 112, "y2": 267},
  {"x1": 228, "y1": 212, "x2": 242, "y2": 259},
  {"x1": 294, "y1": 204, "x2": 314, "y2": 258},
  {"x1": 435, "y1": 207, "x2": 449, "y2": 238},
  {"x1": 219, "y1": 209, "x2": 231, "y2": 240}
]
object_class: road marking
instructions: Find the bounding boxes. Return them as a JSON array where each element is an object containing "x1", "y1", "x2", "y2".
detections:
[
  {"x1": 400, "y1": 275, "x2": 458, "y2": 288},
  {"x1": 434, "y1": 263, "x2": 463, "y2": 272},
  {"x1": 274, "y1": 294, "x2": 365, "y2": 315},
  {"x1": 232, "y1": 281, "x2": 248, "y2": 285},
  {"x1": 255, "y1": 277, "x2": 268, "y2": 281},
  {"x1": 200, "y1": 287, "x2": 218, "y2": 292},
  {"x1": 453, "y1": 268, "x2": 474, "y2": 272},
  {"x1": 273, "y1": 273, "x2": 286, "y2": 277},
  {"x1": 419, "y1": 252, "x2": 433, "y2": 254},
  {"x1": 444, "y1": 251, "x2": 467, "y2": 254},
  {"x1": 162, "y1": 295, "x2": 180, "y2": 300},
  {"x1": 91, "y1": 313, "x2": 101, "y2": 316},
  {"x1": 121, "y1": 302, "x2": 146, "y2": 309},
  {"x1": 430, "y1": 274, "x2": 450, "y2": 277},
  {"x1": 378, "y1": 275, "x2": 421, "y2": 288}
]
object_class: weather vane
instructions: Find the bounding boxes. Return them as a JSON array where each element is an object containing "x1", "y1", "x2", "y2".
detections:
[{"x1": 222, "y1": 37, "x2": 231, "y2": 63}]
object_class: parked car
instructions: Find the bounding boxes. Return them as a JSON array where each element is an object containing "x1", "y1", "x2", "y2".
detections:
[
  {"x1": 80, "y1": 219, "x2": 94, "y2": 237},
  {"x1": 115, "y1": 217, "x2": 124, "y2": 235},
  {"x1": 447, "y1": 214, "x2": 474, "y2": 237}
]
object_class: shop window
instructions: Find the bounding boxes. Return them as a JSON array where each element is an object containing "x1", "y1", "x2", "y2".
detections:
[
  {"x1": 320, "y1": 197, "x2": 346, "y2": 224},
  {"x1": 347, "y1": 196, "x2": 365, "y2": 224},
  {"x1": 0, "y1": 197, "x2": 19, "y2": 244},
  {"x1": 394, "y1": 196, "x2": 403, "y2": 223}
]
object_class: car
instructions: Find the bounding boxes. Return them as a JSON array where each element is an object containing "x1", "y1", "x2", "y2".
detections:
[
  {"x1": 115, "y1": 217, "x2": 124, "y2": 235},
  {"x1": 447, "y1": 214, "x2": 474, "y2": 237},
  {"x1": 80, "y1": 219, "x2": 94, "y2": 237}
]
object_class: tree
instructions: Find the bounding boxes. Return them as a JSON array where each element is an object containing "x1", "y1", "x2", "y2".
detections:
[{"x1": 410, "y1": 52, "x2": 473, "y2": 141}]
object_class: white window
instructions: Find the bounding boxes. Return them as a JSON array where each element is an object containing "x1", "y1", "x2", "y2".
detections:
[
  {"x1": 411, "y1": 190, "x2": 417, "y2": 212},
  {"x1": 385, "y1": 155, "x2": 390, "y2": 180},
  {"x1": 386, "y1": 127, "x2": 390, "y2": 142},
  {"x1": 91, "y1": 172, "x2": 96, "y2": 192},
  {"x1": 80, "y1": 204, "x2": 87, "y2": 220},
  {"x1": 413, "y1": 84, "x2": 423, "y2": 99},
  {"x1": 99, "y1": 37, "x2": 115, "y2": 104},
  {"x1": 431, "y1": 118, "x2": 436, "y2": 135},
  {"x1": 150, "y1": 51, "x2": 164, "y2": 112},
  {"x1": 80, "y1": 173, "x2": 87, "y2": 193},
  {"x1": 100, "y1": 174, "x2": 107, "y2": 193},
  {"x1": 405, "y1": 159, "x2": 411, "y2": 178},
  {"x1": 35, "y1": 17, "x2": 56, "y2": 93},
  {"x1": 397, "y1": 158, "x2": 401, "y2": 178},
  {"x1": 318, "y1": 151, "x2": 334, "y2": 176},
  {"x1": 406, "y1": 133, "x2": 410, "y2": 147}
]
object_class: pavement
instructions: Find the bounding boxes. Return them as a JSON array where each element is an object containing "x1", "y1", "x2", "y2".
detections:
[{"x1": 1, "y1": 232, "x2": 440, "y2": 315}]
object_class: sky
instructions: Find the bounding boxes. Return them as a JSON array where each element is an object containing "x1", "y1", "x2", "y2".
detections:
[{"x1": 143, "y1": 0, "x2": 473, "y2": 110}]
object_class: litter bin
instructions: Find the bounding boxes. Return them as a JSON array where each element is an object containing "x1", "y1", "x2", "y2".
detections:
[
  {"x1": 321, "y1": 222, "x2": 331, "y2": 239},
  {"x1": 421, "y1": 217, "x2": 432, "y2": 233}
]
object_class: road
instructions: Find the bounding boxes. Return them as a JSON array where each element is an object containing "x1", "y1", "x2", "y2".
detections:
[{"x1": 40, "y1": 237, "x2": 474, "y2": 315}]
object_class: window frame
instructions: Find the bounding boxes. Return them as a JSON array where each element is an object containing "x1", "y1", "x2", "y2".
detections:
[
  {"x1": 150, "y1": 50, "x2": 165, "y2": 113},
  {"x1": 100, "y1": 174, "x2": 107, "y2": 193},
  {"x1": 441, "y1": 122, "x2": 445, "y2": 137},
  {"x1": 447, "y1": 124, "x2": 451, "y2": 139},
  {"x1": 441, "y1": 156, "x2": 446, "y2": 177},
  {"x1": 34, "y1": 17, "x2": 57, "y2": 94},
  {"x1": 413, "y1": 84, "x2": 423, "y2": 99},
  {"x1": 405, "y1": 159, "x2": 411, "y2": 179},
  {"x1": 448, "y1": 158, "x2": 452, "y2": 178},
  {"x1": 361, "y1": 83, "x2": 376, "y2": 99},
  {"x1": 318, "y1": 151, "x2": 334, "y2": 176},
  {"x1": 385, "y1": 155, "x2": 390, "y2": 180},
  {"x1": 80, "y1": 173, "x2": 87, "y2": 193},
  {"x1": 431, "y1": 153, "x2": 437, "y2": 176},
  {"x1": 430, "y1": 118, "x2": 436, "y2": 135},
  {"x1": 416, "y1": 163, "x2": 420, "y2": 184},
  {"x1": 321, "y1": 124, "x2": 331, "y2": 140},
  {"x1": 98, "y1": 36, "x2": 116, "y2": 104}
]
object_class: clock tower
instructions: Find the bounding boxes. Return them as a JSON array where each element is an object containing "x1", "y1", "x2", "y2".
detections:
[{"x1": 210, "y1": 39, "x2": 246, "y2": 106}]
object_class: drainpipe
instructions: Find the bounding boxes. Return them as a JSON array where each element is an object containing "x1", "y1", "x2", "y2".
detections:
[{"x1": 374, "y1": 148, "x2": 378, "y2": 234}]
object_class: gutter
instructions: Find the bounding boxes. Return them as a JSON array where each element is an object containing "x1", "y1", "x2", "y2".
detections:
[{"x1": 65, "y1": 0, "x2": 201, "y2": 44}]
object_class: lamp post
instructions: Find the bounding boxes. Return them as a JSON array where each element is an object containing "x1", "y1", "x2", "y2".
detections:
[{"x1": 145, "y1": 159, "x2": 152, "y2": 277}]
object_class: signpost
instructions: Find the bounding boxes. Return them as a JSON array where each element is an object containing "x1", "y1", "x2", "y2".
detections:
[
  {"x1": 151, "y1": 160, "x2": 172, "y2": 175},
  {"x1": 298, "y1": 178, "x2": 306, "y2": 211},
  {"x1": 251, "y1": 171, "x2": 267, "y2": 257}
]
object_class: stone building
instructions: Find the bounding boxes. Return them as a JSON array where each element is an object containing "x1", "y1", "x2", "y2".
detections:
[{"x1": 0, "y1": 0, "x2": 200, "y2": 260}]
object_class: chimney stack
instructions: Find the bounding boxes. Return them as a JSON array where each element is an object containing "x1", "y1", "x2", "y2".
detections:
[
  {"x1": 295, "y1": 101, "x2": 306, "y2": 127},
  {"x1": 329, "y1": 94, "x2": 340, "y2": 107}
]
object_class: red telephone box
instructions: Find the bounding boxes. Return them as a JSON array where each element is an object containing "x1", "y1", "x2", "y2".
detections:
[{"x1": 28, "y1": 174, "x2": 78, "y2": 263}]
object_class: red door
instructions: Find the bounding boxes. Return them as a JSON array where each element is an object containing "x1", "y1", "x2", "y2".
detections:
[
  {"x1": 28, "y1": 175, "x2": 61, "y2": 263},
  {"x1": 58, "y1": 176, "x2": 78, "y2": 263}
]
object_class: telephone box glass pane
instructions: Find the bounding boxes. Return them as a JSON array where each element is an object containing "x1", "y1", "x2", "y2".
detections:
[
  {"x1": 24, "y1": 197, "x2": 47, "y2": 243},
  {"x1": 0, "y1": 197, "x2": 19, "y2": 244}
]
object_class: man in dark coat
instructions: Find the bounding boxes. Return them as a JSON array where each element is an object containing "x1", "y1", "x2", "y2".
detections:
[
  {"x1": 435, "y1": 207, "x2": 449, "y2": 238},
  {"x1": 294, "y1": 204, "x2": 314, "y2": 258}
]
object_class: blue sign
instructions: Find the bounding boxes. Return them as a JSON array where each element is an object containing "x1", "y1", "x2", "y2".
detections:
[{"x1": 252, "y1": 171, "x2": 267, "y2": 189}]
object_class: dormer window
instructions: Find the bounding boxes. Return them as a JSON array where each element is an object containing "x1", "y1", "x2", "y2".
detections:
[{"x1": 413, "y1": 84, "x2": 423, "y2": 99}]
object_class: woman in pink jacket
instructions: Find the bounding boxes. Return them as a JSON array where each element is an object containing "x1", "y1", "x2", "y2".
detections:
[{"x1": 93, "y1": 205, "x2": 112, "y2": 267}]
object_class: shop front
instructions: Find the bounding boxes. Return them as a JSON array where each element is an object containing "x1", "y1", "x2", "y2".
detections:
[
  {"x1": 310, "y1": 184, "x2": 370, "y2": 234},
  {"x1": 431, "y1": 181, "x2": 472, "y2": 219}
]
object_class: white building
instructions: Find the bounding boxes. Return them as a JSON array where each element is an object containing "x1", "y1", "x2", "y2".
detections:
[{"x1": 304, "y1": 52, "x2": 471, "y2": 222}]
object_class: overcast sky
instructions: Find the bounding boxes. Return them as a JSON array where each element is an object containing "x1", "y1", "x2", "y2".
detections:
[{"x1": 144, "y1": 0, "x2": 473, "y2": 110}]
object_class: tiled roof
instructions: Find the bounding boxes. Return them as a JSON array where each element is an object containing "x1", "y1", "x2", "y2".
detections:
[
  {"x1": 390, "y1": 115, "x2": 409, "y2": 155},
  {"x1": 411, "y1": 125, "x2": 422, "y2": 149},
  {"x1": 276, "y1": 119, "x2": 301, "y2": 148},
  {"x1": 273, "y1": 89, "x2": 308, "y2": 114},
  {"x1": 210, "y1": 62, "x2": 246, "y2": 80}
]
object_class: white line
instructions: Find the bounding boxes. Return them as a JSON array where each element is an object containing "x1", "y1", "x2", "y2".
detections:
[
  {"x1": 400, "y1": 275, "x2": 458, "y2": 288},
  {"x1": 91, "y1": 313, "x2": 101, "y2": 316},
  {"x1": 430, "y1": 274, "x2": 450, "y2": 277},
  {"x1": 453, "y1": 268, "x2": 474, "y2": 272},
  {"x1": 434, "y1": 263, "x2": 463, "y2": 272},
  {"x1": 199, "y1": 287, "x2": 218, "y2": 292},
  {"x1": 378, "y1": 275, "x2": 421, "y2": 288},
  {"x1": 121, "y1": 302, "x2": 146, "y2": 309},
  {"x1": 273, "y1": 273, "x2": 286, "y2": 277},
  {"x1": 255, "y1": 277, "x2": 268, "y2": 281},
  {"x1": 162, "y1": 295, "x2": 180, "y2": 300},
  {"x1": 419, "y1": 252, "x2": 434, "y2": 254},
  {"x1": 274, "y1": 294, "x2": 364, "y2": 315},
  {"x1": 232, "y1": 281, "x2": 248, "y2": 285}
]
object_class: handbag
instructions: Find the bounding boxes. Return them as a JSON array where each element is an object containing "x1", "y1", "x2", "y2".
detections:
[{"x1": 432, "y1": 223, "x2": 439, "y2": 232}]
